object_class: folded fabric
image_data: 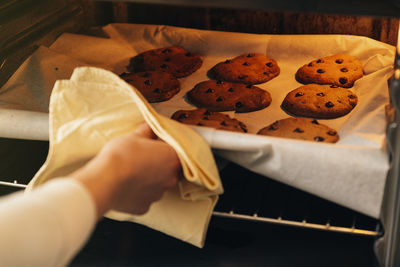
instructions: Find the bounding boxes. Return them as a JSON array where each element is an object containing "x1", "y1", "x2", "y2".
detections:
[{"x1": 26, "y1": 67, "x2": 223, "y2": 247}]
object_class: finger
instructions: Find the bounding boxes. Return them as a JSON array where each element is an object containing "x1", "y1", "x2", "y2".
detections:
[{"x1": 134, "y1": 122, "x2": 157, "y2": 139}]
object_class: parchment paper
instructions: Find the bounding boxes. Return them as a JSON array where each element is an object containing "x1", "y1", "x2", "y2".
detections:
[{"x1": 0, "y1": 23, "x2": 394, "y2": 218}]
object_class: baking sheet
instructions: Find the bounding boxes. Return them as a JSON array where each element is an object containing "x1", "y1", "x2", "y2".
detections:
[{"x1": 0, "y1": 23, "x2": 394, "y2": 218}]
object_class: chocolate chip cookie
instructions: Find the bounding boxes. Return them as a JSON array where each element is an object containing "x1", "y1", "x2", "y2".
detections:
[
  {"x1": 209, "y1": 53, "x2": 280, "y2": 85},
  {"x1": 171, "y1": 108, "x2": 247, "y2": 133},
  {"x1": 120, "y1": 71, "x2": 180, "y2": 103},
  {"x1": 257, "y1": 117, "x2": 339, "y2": 143},
  {"x1": 295, "y1": 53, "x2": 363, "y2": 88},
  {"x1": 281, "y1": 84, "x2": 358, "y2": 119},
  {"x1": 187, "y1": 80, "x2": 272, "y2": 113},
  {"x1": 127, "y1": 46, "x2": 202, "y2": 78}
]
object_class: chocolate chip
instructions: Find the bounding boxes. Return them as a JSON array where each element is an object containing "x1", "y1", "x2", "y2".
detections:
[
  {"x1": 317, "y1": 69, "x2": 325, "y2": 73},
  {"x1": 317, "y1": 59, "x2": 324, "y2": 63},
  {"x1": 327, "y1": 130, "x2": 337, "y2": 136},
  {"x1": 335, "y1": 59, "x2": 344, "y2": 64},
  {"x1": 206, "y1": 88, "x2": 214, "y2": 93},
  {"x1": 238, "y1": 75, "x2": 248, "y2": 80},
  {"x1": 269, "y1": 121, "x2": 279, "y2": 130},
  {"x1": 316, "y1": 105, "x2": 321, "y2": 108},
  {"x1": 220, "y1": 121, "x2": 227, "y2": 126},
  {"x1": 224, "y1": 60, "x2": 231, "y2": 64},
  {"x1": 295, "y1": 92, "x2": 304, "y2": 97},
  {"x1": 203, "y1": 116, "x2": 209, "y2": 120},
  {"x1": 339, "y1": 77, "x2": 348, "y2": 84},
  {"x1": 314, "y1": 136, "x2": 325, "y2": 142},
  {"x1": 54, "y1": 67, "x2": 59, "y2": 71},
  {"x1": 153, "y1": 88, "x2": 161, "y2": 93},
  {"x1": 142, "y1": 72, "x2": 150, "y2": 78},
  {"x1": 185, "y1": 52, "x2": 192, "y2": 57},
  {"x1": 246, "y1": 85, "x2": 252, "y2": 89},
  {"x1": 263, "y1": 72, "x2": 269, "y2": 75},
  {"x1": 247, "y1": 53, "x2": 254, "y2": 57},
  {"x1": 243, "y1": 62, "x2": 250, "y2": 66},
  {"x1": 308, "y1": 63, "x2": 313, "y2": 67},
  {"x1": 216, "y1": 97, "x2": 223, "y2": 102},
  {"x1": 228, "y1": 88, "x2": 234, "y2": 92},
  {"x1": 235, "y1": 102, "x2": 243, "y2": 108},
  {"x1": 293, "y1": 128, "x2": 304, "y2": 133},
  {"x1": 311, "y1": 119, "x2": 319, "y2": 125},
  {"x1": 144, "y1": 80, "x2": 151, "y2": 85},
  {"x1": 216, "y1": 80, "x2": 223, "y2": 84},
  {"x1": 325, "y1": 101, "x2": 334, "y2": 108},
  {"x1": 330, "y1": 85, "x2": 338, "y2": 88},
  {"x1": 160, "y1": 64, "x2": 168, "y2": 69},
  {"x1": 316, "y1": 92, "x2": 325, "y2": 97},
  {"x1": 204, "y1": 110, "x2": 211, "y2": 115},
  {"x1": 266, "y1": 62, "x2": 273, "y2": 67},
  {"x1": 162, "y1": 48, "x2": 171, "y2": 53},
  {"x1": 136, "y1": 55, "x2": 145, "y2": 63},
  {"x1": 164, "y1": 58, "x2": 171, "y2": 62},
  {"x1": 340, "y1": 68, "x2": 348, "y2": 72},
  {"x1": 178, "y1": 113, "x2": 188, "y2": 120},
  {"x1": 348, "y1": 94, "x2": 356, "y2": 99}
]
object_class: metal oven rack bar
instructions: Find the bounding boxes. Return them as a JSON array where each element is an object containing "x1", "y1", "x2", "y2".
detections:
[
  {"x1": 0, "y1": 180, "x2": 27, "y2": 189},
  {"x1": 213, "y1": 211, "x2": 379, "y2": 236}
]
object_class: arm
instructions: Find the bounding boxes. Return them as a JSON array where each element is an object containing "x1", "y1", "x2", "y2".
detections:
[{"x1": 0, "y1": 123, "x2": 181, "y2": 267}]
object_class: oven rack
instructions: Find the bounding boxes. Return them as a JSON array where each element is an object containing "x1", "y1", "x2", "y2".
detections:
[
  {"x1": 214, "y1": 162, "x2": 381, "y2": 237},
  {"x1": 0, "y1": 156, "x2": 381, "y2": 238},
  {"x1": 213, "y1": 211, "x2": 379, "y2": 236}
]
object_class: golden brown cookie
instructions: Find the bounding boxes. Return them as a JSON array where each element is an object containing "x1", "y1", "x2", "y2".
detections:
[
  {"x1": 120, "y1": 71, "x2": 180, "y2": 103},
  {"x1": 281, "y1": 84, "x2": 358, "y2": 119},
  {"x1": 257, "y1": 117, "x2": 339, "y2": 143},
  {"x1": 187, "y1": 80, "x2": 272, "y2": 113},
  {"x1": 209, "y1": 53, "x2": 280, "y2": 85},
  {"x1": 295, "y1": 54, "x2": 363, "y2": 88},
  {"x1": 171, "y1": 108, "x2": 247, "y2": 133},
  {"x1": 127, "y1": 46, "x2": 202, "y2": 78}
]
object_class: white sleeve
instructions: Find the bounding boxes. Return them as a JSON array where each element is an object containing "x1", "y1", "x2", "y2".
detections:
[{"x1": 0, "y1": 178, "x2": 97, "y2": 267}]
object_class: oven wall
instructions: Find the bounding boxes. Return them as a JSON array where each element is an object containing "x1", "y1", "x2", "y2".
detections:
[
  {"x1": 0, "y1": 0, "x2": 84, "y2": 88},
  {"x1": 81, "y1": 1, "x2": 399, "y2": 45}
]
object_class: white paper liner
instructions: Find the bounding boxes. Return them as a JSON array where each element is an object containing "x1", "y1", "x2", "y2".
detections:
[{"x1": 0, "y1": 23, "x2": 394, "y2": 218}]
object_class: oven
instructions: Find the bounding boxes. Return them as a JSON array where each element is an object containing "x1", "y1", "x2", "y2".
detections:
[{"x1": 1, "y1": 0, "x2": 400, "y2": 266}]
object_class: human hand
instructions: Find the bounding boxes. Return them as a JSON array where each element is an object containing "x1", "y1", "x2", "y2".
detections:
[{"x1": 71, "y1": 123, "x2": 181, "y2": 218}]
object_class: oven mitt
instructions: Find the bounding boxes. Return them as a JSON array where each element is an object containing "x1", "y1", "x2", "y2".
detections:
[{"x1": 26, "y1": 66, "x2": 223, "y2": 247}]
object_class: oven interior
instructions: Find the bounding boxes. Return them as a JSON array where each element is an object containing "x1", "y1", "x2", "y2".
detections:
[{"x1": 2, "y1": 0, "x2": 400, "y2": 266}]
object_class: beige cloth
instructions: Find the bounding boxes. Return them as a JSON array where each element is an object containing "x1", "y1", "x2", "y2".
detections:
[{"x1": 26, "y1": 66, "x2": 223, "y2": 247}]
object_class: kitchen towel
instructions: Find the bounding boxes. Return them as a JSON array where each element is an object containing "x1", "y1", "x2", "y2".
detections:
[{"x1": 26, "y1": 66, "x2": 223, "y2": 247}]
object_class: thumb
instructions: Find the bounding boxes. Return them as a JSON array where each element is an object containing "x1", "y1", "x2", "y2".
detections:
[{"x1": 134, "y1": 122, "x2": 157, "y2": 139}]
